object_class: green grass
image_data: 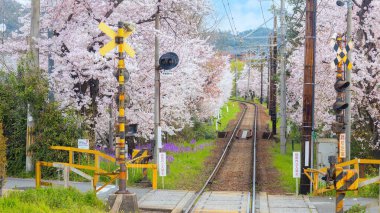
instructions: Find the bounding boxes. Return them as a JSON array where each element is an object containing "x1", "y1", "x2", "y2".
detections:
[
  {"x1": 271, "y1": 141, "x2": 301, "y2": 193},
  {"x1": 127, "y1": 100, "x2": 241, "y2": 189},
  {"x1": 215, "y1": 101, "x2": 241, "y2": 131},
  {"x1": 158, "y1": 139, "x2": 215, "y2": 189},
  {"x1": 272, "y1": 141, "x2": 380, "y2": 198},
  {"x1": 0, "y1": 187, "x2": 105, "y2": 213}
]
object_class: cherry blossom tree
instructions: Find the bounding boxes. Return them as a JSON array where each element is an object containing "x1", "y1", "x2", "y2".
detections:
[
  {"x1": 1, "y1": 0, "x2": 233, "y2": 142},
  {"x1": 286, "y1": 0, "x2": 380, "y2": 150}
]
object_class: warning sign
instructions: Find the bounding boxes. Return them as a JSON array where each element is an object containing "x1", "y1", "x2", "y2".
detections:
[
  {"x1": 339, "y1": 134, "x2": 346, "y2": 158},
  {"x1": 293, "y1": 152, "x2": 301, "y2": 178}
]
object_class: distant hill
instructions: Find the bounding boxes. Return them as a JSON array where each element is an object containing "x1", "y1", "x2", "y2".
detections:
[{"x1": 208, "y1": 28, "x2": 273, "y2": 54}]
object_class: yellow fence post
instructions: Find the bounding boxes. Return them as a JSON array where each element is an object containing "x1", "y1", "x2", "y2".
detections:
[
  {"x1": 152, "y1": 165, "x2": 157, "y2": 190},
  {"x1": 94, "y1": 154, "x2": 99, "y2": 190},
  {"x1": 69, "y1": 150, "x2": 73, "y2": 164},
  {"x1": 313, "y1": 171, "x2": 319, "y2": 192},
  {"x1": 354, "y1": 161, "x2": 359, "y2": 196},
  {"x1": 35, "y1": 161, "x2": 41, "y2": 188}
]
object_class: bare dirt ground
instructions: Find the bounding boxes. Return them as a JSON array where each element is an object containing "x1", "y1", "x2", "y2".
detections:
[
  {"x1": 209, "y1": 104, "x2": 255, "y2": 191},
  {"x1": 255, "y1": 105, "x2": 285, "y2": 194}
]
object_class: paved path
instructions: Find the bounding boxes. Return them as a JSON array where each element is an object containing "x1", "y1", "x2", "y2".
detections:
[
  {"x1": 256, "y1": 192, "x2": 317, "y2": 213},
  {"x1": 3, "y1": 177, "x2": 151, "y2": 201},
  {"x1": 310, "y1": 197, "x2": 379, "y2": 213}
]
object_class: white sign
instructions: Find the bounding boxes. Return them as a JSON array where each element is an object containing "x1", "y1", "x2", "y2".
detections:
[
  {"x1": 78, "y1": 139, "x2": 89, "y2": 149},
  {"x1": 339, "y1": 134, "x2": 346, "y2": 158},
  {"x1": 0, "y1": 23, "x2": 6, "y2": 33},
  {"x1": 159, "y1": 152, "x2": 166, "y2": 176},
  {"x1": 293, "y1": 152, "x2": 301, "y2": 178},
  {"x1": 157, "y1": 126, "x2": 162, "y2": 148},
  {"x1": 160, "y1": 70, "x2": 173, "y2": 76},
  {"x1": 305, "y1": 141, "x2": 309, "y2": 167}
]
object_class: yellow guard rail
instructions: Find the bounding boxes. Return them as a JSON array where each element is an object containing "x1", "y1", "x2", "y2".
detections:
[{"x1": 35, "y1": 146, "x2": 157, "y2": 192}]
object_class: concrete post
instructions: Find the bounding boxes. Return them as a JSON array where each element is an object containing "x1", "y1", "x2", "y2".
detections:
[{"x1": 344, "y1": 0, "x2": 352, "y2": 163}]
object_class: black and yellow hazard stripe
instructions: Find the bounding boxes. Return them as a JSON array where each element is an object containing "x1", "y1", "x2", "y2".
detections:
[
  {"x1": 335, "y1": 168, "x2": 359, "y2": 191},
  {"x1": 132, "y1": 149, "x2": 149, "y2": 163},
  {"x1": 335, "y1": 167, "x2": 345, "y2": 191},
  {"x1": 333, "y1": 40, "x2": 353, "y2": 70},
  {"x1": 336, "y1": 191, "x2": 345, "y2": 213},
  {"x1": 346, "y1": 170, "x2": 359, "y2": 190}
]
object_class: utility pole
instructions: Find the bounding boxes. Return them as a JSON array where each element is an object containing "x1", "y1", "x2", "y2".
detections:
[
  {"x1": 30, "y1": 0, "x2": 40, "y2": 67},
  {"x1": 280, "y1": 0, "x2": 287, "y2": 154},
  {"x1": 267, "y1": 46, "x2": 270, "y2": 109},
  {"x1": 260, "y1": 62, "x2": 264, "y2": 104},
  {"x1": 247, "y1": 51, "x2": 251, "y2": 99},
  {"x1": 26, "y1": 0, "x2": 40, "y2": 172},
  {"x1": 344, "y1": 0, "x2": 353, "y2": 163},
  {"x1": 48, "y1": 29, "x2": 54, "y2": 102},
  {"x1": 269, "y1": 15, "x2": 278, "y2": 135},
  {"x1": 154, "y1": 0, "x2": 161, "y2": 165},
  {"x1": 235, "y1": 54, "x2": 238, "y2": 98},
  {"x1": 300, "y1": 0, "x2": 317, "y2": 195}
]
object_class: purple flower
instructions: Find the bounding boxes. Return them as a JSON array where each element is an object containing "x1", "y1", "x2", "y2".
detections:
[
  {"x1": 162, "y1": 142, "x2": 180, "y2": 153},
  {"x1": 136, "y1": 143, "x2": 152, "y2": 150},
  {"x1": 190, "y1": 139, "x2": 196, "y2": 144},
  {"x1": 167, "y1": 155, "x2": 175, "y2": 163}
]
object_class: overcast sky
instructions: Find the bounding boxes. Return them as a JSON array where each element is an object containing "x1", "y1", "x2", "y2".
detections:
[
  {"x1": 210, "y1": 0, "x2": 274, "y2": 32},
  {"x1": 15, "y1": 0, "x2": 275, "y2": 32}
]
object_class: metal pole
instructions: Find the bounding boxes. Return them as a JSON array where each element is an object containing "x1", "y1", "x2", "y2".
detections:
[
  {"x1": 48, "y1": 29, "x2": 54, "y2": 102},
  {"x1": 26, "y1": 0, "x2": 40, "y2": 172},
  {"x1": 270, "y1": 16, "x2": 278, "y2": 135},
  {"x1": 300, "y1": 0, "x2": 316, "y2": 195},
  {"x1": 235, "y1": 54, "x2": 238, "y2": 98},
  {"x1": 267, "y1": 49, "x2": 270, "y2": 109},
  {"x1": 154, "y1": 1, "x2": 161, "y2": 165},
  {"x1": 30, "y1": 0, "x2": 40, "y2": 67},
  {"x1": 116, "y1": 21, "x2": 128, "y2": 194},
  {"x1": 247, "y1": 51, "x2": 251, "y2": 99},
  {"x1": 260, "y1": 63, "x2": 263, "y2": 104},
  {"x1": 344, "y1": 0, "x2": 352, "y2": 163},
  {"x1": 280, "y1": 0, "x2": 287, "y2": 154}
]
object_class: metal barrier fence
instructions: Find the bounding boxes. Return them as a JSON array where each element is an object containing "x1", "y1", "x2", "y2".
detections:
[{"x1": 35, "y1": 146, "x2": 157, "y2": 192}]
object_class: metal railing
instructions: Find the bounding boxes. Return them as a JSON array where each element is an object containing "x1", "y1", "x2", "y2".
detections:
[{"x1": 35, "y1": 146, "x2": 157, "y2": 192}]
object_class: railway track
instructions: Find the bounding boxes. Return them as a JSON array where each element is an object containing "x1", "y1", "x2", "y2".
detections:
[{"x1": 183, "y1": 100, "x2": 259, "y2": 213}]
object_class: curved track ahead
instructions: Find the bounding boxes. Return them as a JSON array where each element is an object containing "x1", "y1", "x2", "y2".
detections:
[{"x1": 184, "y1": 101, "x2": 258, "y2": 213}]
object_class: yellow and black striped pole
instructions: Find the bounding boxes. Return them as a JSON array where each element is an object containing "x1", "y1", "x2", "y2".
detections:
[
  {"x1": 115, "y1": 21, "x2": 127, "y2": 194},
  {"x1": 335, "y1": 167, "x2": 345, "y2": 213},
  {"x1": 98, "y1": 21, "x2": 135, "y2": 194},
  {"x1": 336, "y1": 191, "x2": 345, "y2": 213}
]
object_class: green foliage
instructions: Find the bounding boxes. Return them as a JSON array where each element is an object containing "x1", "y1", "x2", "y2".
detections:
[
  {"x1": 230, "y1": 59, "x2": 245, "y2": 72},
  {"x1": 127, "y1": 101, "x2": 241, "y2": 189},
  {"x1": 169, "y1": 101, "x2": 240, "y2": 143},
  {"x1": 127, "y1": 139, "x2": 215, "y2": 189},
  {"x1": 271, "y1": 140, "x2": 301, "y2": 193},
  {"x1": 30, "y1": 105, "x2": 86, "y2": 178},
  {"x1": 0, "y1": 55, "x2": 86, "y2": 177},
  {"x1": 344, "y1": 204, "x2": 366, "y2": 213},
  {"x1": 0, "y1": 187, "x2": 105, "y2": 213},
  {"x1": 0, "y1": 123, "x2": 7, "y2": 189},
  {"x1": 0, "y1": 55, "x2": 48, "y2": 175}
]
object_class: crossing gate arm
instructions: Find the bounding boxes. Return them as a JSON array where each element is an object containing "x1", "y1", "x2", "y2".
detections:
[{"x1": 304, "y1": 158, "x2": 380, "y2": 195}]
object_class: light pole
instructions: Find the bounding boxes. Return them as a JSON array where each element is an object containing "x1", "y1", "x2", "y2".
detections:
[{"x1": 337, "y1": 0, "x2": 352, "y2": 163}]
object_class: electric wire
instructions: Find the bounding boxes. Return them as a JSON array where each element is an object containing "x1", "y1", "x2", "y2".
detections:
[{"x1": 259, "y1": 0, "x2": 270, "y2": 30}]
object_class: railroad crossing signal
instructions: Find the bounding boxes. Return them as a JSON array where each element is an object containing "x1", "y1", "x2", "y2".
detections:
[
  {"x1": 331, "y1": 34, "x2": 350, "y2": 135},
  {"x1": 98, "y1": 22, "x2": 135, "y2": 57},
  {"x1": 98, "y1": 21, "x2": 136, "y2": 195}
]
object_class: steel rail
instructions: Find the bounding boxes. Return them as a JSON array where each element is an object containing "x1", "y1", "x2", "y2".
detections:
[
  {"x1": 183, "y1": 102, "x2": 248, "y2": 213},
  {"x1": 229, "y1": 100, "x2": 259, "y2": 213},
  {"x1": 251, "y1": 103, "x2": 258, "y2": 213}
]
